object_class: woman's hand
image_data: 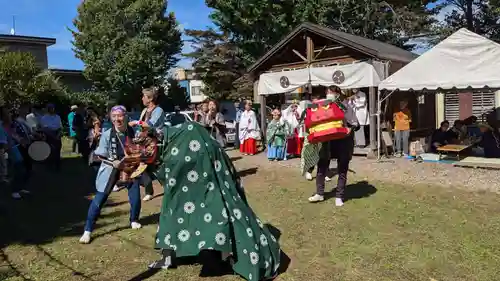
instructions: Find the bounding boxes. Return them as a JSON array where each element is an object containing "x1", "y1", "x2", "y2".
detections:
[
  {"x1": 128, "y1": 121, "x2": 138, "y2": 127},
  {"x1": 140, "y1": 122, "x2": 150, "y2": 128},
  {"x1": 112, "y1": 160, "x2": 122, "y2": 169}
]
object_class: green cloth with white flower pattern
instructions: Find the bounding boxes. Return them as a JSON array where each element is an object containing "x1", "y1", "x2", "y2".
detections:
[{"x1": 154, "y1": 122, "x2": 281, "y2": 281}]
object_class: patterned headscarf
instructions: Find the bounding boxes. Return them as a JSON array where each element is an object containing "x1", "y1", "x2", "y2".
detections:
[{"x1": 110, "y1": 105, "x2": 127, "y2": 114}]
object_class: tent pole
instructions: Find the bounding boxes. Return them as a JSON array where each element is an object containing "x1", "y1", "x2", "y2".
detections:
[
  {"x1": 369, "y1": 87, "x2": 377, "y2": 155},
  {"x1": 377, "y1": 89, "x2": 381, "y2": 160},
  {"x1": 377, "y1": 89, "x2": 396, "y2": 161}
]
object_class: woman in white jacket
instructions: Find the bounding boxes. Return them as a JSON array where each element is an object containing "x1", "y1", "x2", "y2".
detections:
[{"x1": 350, "y1": 88, "x2": 369, "y2": 147}]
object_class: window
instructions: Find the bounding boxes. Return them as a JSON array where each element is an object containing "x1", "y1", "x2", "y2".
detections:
[{"x1": 191, "y1": 86, "x2": 202, "y2": 96}]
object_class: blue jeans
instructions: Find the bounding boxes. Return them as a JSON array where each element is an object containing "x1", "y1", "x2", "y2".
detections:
[
  {"x1": 394, "y1": 130, "x2": 410, "y2": 155},
  {"x1": 84, "y1": 178, "x2": 142, "y2": 232}
]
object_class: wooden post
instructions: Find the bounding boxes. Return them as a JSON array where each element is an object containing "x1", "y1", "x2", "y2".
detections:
[
  {"x1": 306, "y1": 35, "x2": 314, "y2": 93},
  {"x1": 260, "y1": 95, "x2": 266, "y2": 138}
]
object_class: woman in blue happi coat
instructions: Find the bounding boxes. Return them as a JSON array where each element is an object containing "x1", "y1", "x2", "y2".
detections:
[{"x1": 79, "y1": 105, "x2": 143, "y2": 244}]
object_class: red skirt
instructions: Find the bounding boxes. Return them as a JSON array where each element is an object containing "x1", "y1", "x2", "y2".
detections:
[
  {"x1": 286, "y1": 133, "x2": 304, "y2": 156},
  {"x1": 240, "y1": 138, "x2": 257, "y2": 155}
]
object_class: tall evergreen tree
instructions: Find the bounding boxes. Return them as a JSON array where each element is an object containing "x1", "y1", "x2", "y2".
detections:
[
  {"x1": 184, "y1": 29, "x2": 246, "y2": 100},
  {"x1": 71, "y1": 0, "x2": 182, "y2": 106},
  {"x1": 434, "y1": 0, "x2": 500, "y2": 41},
  {"x1": 206, "y1": 0, "x2": 441, "y2": 63}
]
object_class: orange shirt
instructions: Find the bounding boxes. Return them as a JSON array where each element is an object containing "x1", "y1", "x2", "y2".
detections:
[{"x1": 393, "y1": 108, "x2": 412, "y2": 131}]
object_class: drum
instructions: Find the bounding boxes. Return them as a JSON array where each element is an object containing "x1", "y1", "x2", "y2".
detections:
[{"x1": 28, "y1": 141, "x2": 51, "y2": 161}]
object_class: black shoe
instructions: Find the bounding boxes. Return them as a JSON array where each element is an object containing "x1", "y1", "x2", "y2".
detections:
[{"x1": 148, "y1": 250, "x2": 173, "y2": 269}]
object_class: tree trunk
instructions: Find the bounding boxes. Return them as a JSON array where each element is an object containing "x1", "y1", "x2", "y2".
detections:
[{"x1": 465, "y1": 0, "x2": 474, "y2": 31}]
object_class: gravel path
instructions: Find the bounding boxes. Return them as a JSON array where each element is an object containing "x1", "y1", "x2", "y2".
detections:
[{"x1": 227, "y1": 150, "x2": 500, "y2": 193}]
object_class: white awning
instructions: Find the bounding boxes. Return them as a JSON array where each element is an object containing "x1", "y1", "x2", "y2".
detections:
[
  {"x1": 258, "y1": 62, "x2": 382, "y2": 95},
  {"x1": 258, "y1": 68, "x2": 310, "y2": 95},
  {"x1": 379, "y1": 28, "x2": 500, "y2": 91},
  {"x1": 309, "y1": 61, "x2": 381, "y2": 88}
]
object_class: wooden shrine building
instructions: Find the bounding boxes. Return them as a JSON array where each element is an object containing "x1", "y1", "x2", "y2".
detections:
[{"x1": 247, "y1": 22, "x2": 435, "y2": 154}]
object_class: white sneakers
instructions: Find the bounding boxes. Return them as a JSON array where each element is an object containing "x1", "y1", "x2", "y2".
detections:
[
  {"x1": 305, "y1": 173, "x2": 331, "y2": 182},
  {"x1": 131, "y1": 222, "x2": 142, "y2": 229},
  {"x1": 142, "y1": 195, "x2": 154, "y2": 201},
  {"x1": 335, "y1": 198, "x2": 344, "y2": 207},
  {"x1": 308, "y1": 194, "x2": 324, "y2": 202},
  {"x1": 79, "y1": 231, "x2": 92, "y2": 244},
  {"x1": 11, "y1": 192, "x2": 22, "y2": 199},
  {"x1": 308, "y1": 194, "x2": 344, "y2": 206},
  {"x1": 11, "y1": 190, "x2": 30, "y2": 199},
  {"x1": 79, "y1": 222, "x2": 142, "y2": 244}
]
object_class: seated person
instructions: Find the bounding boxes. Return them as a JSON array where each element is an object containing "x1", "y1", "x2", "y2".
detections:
[
  {"x1": 430, "y1": 121, "x2": 450, "y2": 153},
  {"x1": 446, "y1": 120, "x2": 467, "y2": 144},
  {"x1": 477, "y1": 123, "x2": 500, "y2": 158},
  {"x1": 463, "y1": 115, "x2": 481, "y2": 137}
]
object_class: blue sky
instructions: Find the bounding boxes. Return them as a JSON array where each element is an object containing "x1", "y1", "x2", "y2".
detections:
[
  {"x1": 0, "y1": 0, "x2": 451, "y2": 70},
  {"x1": 0, "y1": 0, "x2": 213, "y2": 70}
]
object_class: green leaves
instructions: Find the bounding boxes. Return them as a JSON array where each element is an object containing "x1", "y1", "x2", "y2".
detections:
[
  {"x1": 184, "y1": 29, "x2": 247, "y2": 100},
  {"x1": 0, "y1": 52, "x2": 65, "y2": 108},
  {"x1": 433, "y1": 1, "x2": 500, "y2": 43},
  {"x1": 71, "y1": 0, "x2": 182, "y2": 106}
]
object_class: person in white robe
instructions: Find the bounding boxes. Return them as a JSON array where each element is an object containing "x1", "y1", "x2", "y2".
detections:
[
  {"x1": 350, "y1": 88, "x2": 369, "y2": 147},
  {"x1": 238, "y1": 100, "x2": 260, "y2": 155},
  {"x1": 281, "y1": 101, "x2": 303, "y2": 157}
]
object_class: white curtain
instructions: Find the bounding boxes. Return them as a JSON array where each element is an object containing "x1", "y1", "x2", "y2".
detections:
[
  {"x1": 309, "y1": 62, "x2": 381, "y2": 89},
  {"x1": 258, "y1": 68, "x2": 310, "y2": 95}
]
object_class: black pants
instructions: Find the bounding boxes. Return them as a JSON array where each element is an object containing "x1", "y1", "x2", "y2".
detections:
[
  {"x1": 315, "y1": 137, "x2": 353, "y2": 198},
  {"x1": 235, "y1": 123, "x2": 240, "y2": 149},
  {"x1": 18, "y1": 145, "x2": 33, "y2": 179},
  {"x1": 46, "y1": 137, "x2": 62, "y2": 169},
  {"x1": 315, "y1": 157, "x2": 348, "y2": 198},
  {"x1": 77, "y1": 137, "x2": 91, "y2": 164}
]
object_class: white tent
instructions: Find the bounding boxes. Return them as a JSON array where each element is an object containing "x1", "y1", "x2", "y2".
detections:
[{"x1": 379, "y1": 28, "x2": 500, "y2": 91}]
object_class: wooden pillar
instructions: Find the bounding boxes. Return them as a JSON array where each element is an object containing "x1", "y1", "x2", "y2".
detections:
[
  {"x1": 260, "y1": 95, "x2": 266, "y2": 138},
  {"x1": 369, "y1": 87, "x2": 377, "y2": 151},
  {"x1": 306, "y1": 35, "x2": 314, "y2": 93}
]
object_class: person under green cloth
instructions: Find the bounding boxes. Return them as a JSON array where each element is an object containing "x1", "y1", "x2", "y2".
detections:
[{"x1": 149, "y1": 121, "x2": 281, "y2": 281}]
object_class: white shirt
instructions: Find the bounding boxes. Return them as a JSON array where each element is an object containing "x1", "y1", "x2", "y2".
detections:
[
  {"x1": 40, "y1": 114, "x2": 62, "y2": 130},
  {"x1": 352, "y1": 91, "x2": 369, "y2": 125},
  {"x1": 26, "y1": 113, "x2": 39, "y2": 130}
]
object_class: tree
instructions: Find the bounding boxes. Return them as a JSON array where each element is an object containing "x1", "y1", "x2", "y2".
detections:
[
  {"x1": 0, "y1": 51, "x2": 65, "y2": 108},
  {"x1": 206, "y1": 0, "x2": 441, "y2": 63},
  {"x1": 161, "y1": 78, "x2": 189, "y2": 112},
  {"x1": 183, "y1": 29, "x2": 246, "y2": 100},
  {"x1": 71, "y1": 0, "x2": 183, "y2": 107},
  {"x1": 434, "y1": 0, "x2": 500, "y2": 41}
]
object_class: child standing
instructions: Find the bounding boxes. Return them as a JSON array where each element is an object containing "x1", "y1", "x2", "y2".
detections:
[
  {"x1": 266, "y1": 109, "x2": 289, "y2": 161},
  {"x1": 393, "y1": 100, "x2": 412, "y2": 157}
]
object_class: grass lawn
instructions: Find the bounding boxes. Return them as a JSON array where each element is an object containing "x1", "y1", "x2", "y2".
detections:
[{"x1": 1, "y1": 155, "x2": 500, "y2": 281}]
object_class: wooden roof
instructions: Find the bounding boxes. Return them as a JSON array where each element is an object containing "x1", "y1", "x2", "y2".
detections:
[{"x1": 248, "y1": 22, "x2": 418, "y2": 73}]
